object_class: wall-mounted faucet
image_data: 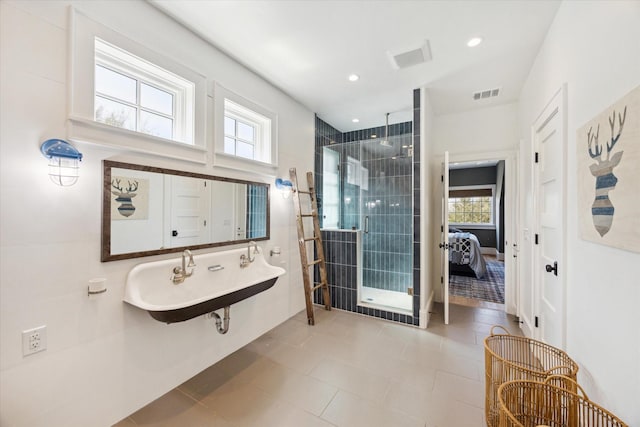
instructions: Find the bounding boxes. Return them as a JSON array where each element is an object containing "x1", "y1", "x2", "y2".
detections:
[
  {"x1": 240, "y1": 241, "x2": 259, "y2": 268},
  {"x1": 172, "y1": 249, "x2": 196, "y2": 284}
]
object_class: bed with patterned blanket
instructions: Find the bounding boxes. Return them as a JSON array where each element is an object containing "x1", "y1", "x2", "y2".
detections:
[{"x1": 448, "y1": 232, "x2": 487, "y2": 279}]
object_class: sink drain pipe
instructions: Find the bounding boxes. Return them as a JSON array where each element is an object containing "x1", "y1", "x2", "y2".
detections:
[{"x1": 210, "y1": 306, "x2": 230, "y2": 334}]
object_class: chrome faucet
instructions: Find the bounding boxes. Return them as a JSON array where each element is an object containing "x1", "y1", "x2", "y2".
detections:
[
  {"x1": 172, "y1": 249, "x2": 196, "y2": 284},
  {"x1": 240, "y1": 241, "x2": 259, "y2": 268}
]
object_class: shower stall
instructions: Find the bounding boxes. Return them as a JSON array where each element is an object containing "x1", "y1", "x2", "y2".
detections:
[{"x1": 319, "y1": 131, "x2": 414, "y2": 313}]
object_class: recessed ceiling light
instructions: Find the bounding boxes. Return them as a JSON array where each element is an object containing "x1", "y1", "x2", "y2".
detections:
[
  {"x1": 348, "y1": 74, "x2": 360, "y2": 82},
  {"x1": 467, "y1": 37, "x2": 483, "y2": 47},
  {"x1": 352, "y1": 118, "x2": 360, "y2": 123}
]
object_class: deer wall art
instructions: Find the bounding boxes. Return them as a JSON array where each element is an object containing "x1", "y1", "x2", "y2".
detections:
[
  {"x1": 577, "y1": 85, "x2": 639, "y2": 253},
  {"x1": 587, "y1": 107, "x2": 626, "y2": 236},
  {"x1": 112, "y1": 178, "x2": 139, "y2": 218}
]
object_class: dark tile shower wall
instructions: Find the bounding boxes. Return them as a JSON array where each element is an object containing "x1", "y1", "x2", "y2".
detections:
[
  {"x1": 314, "y1": 104, "x2": 421, "y2": 326},
  {"x1": 412, "y1": 88, "x2": 421, "y2": 319},
  {"x1": 246, "y1": 184, "x2": 267, "y2": 239},
  {"x1": 314, "y1": 230, "x2": 358, "y2": 312},
  {"x1": 313, "y1": 230, "x2": 416, "y2": 325}
]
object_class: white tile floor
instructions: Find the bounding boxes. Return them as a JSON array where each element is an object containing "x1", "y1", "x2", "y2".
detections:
[{"x1": 114, "y1": 303, "x2": 520, "y2": 427}]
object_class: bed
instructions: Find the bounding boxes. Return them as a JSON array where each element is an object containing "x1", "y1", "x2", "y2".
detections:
[{"x1": 448, "y1": 230, "x2": 487, "y2": 279}]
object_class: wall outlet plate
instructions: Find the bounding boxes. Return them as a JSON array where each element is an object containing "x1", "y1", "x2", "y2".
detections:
[{"x1": 22, "y1": 325, "x2": 47, "y2": 356}]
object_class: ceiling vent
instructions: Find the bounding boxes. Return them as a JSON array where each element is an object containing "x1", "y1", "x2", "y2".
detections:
[
  {"x1": 473, "y1": 87, "x2": 501, "y2": 100},
  {"x1": 388, "y1": 40, "x2": 432, "y2": 70}
]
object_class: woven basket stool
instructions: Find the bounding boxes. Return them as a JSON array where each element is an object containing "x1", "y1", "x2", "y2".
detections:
[
  {"x1": 484, "y1": 326, "x2": 579, "y2": 427},
  {"x1": 498, "y1": 376, "x2": 628, "y2": 427}
]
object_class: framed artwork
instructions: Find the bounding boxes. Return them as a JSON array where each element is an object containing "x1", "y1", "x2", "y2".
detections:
[
  {"x1": 110, "y1": 176, "x2": 149, "y2": 220},
  {"x1": 577, "y1": 85, "x2": 639, "y2": 252}
]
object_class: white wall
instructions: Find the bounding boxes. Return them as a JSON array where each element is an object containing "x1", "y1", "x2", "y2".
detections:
[
  {"x1": 0, "y1": 1, "x2": 313, "y2": 426},
  {"x1": 432, "y1": 103, "x2": 519, "y2": 155},
  {"x1": 420, "y1": 88, "x2": 435, "y2": 325},
  {"x1": 429, "y1": 103, "x2": 519, "y2": 303},
  {"x1": 518, "y1": 1, "x2": 640, "y2": 424}
]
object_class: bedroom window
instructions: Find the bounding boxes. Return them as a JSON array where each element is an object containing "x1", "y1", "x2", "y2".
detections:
[
  {"x1": 94, "y1": 38, "x2": 195, "y2": 144},
  {"x1": 448, "y1": 185, "x2": 495, "y2": 226}
]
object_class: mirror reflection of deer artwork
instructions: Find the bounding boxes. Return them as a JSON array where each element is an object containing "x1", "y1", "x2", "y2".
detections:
[
  {"x1": 111, "y1": 178, "x2": 139, "y2": 218},
  {"x1": 587, "y1": 106, "x2": 626, "y2": 236}
]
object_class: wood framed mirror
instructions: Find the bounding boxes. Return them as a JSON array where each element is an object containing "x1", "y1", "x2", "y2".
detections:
[{"x1": 102, "y1": 160, "x2": 269, "y2": 261}]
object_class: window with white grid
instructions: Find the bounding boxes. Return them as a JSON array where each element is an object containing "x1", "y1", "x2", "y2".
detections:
[
  {"x1": 94, "y1": 38, "x2": 195, "y2": 144},
  {"x1": 223, "y1": 98, "x2": 272, "y2": 163},
  {"x1": 448, "y1": 186, "x2": 495, "y2": 226}
]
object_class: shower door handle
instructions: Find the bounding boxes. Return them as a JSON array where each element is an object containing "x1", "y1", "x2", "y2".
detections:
[{"x1": 364, "y1": 216, "x2": 369, "y2": 234}]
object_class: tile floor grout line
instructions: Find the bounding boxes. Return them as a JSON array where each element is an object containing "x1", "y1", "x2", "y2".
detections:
[
  {"x1": 317, "y1": 387, "x2": 340, "y2": 423},
  {"x1": 114, "y1": 303, "x2": 502, "y2": 427}
]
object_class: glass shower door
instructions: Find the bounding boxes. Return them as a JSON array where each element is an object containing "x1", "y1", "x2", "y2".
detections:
[{"x1": 358, "y1": 137, "x2": 413, "y2": 313}]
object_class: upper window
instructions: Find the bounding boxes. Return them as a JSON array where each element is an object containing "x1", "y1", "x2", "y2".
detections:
[
  {"x1": 448, "y1": 185, "x2": 495, "y2": 226},
  {"x1": 69, "y1": 8, "x2": 207, "y2": 163},
  {"x1": 223, "y1": 99, "x2": 272, "y2": 163},
  {"x1": 94, "y1": 38, "x2": 195, "y2": 144},
  {"x1": 213, "y1": 84, "x2": 277, "y2": 172}
]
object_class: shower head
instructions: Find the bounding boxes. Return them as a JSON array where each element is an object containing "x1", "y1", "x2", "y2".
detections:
[{"x1": 380, "y1": 112, "x2": 391, "y2": 147}]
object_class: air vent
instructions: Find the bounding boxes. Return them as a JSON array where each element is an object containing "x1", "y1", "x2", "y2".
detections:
[
  {"x1": 473, "y1": 87, "x2": 501, "y2": 100},
  {"x1": 388, "y1": 40, "x2": 432, "y2": 70}
]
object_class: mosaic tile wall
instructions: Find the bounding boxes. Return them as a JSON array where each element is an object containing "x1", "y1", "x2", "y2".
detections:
[
  {"x1": 412, "y1": 88, "x2": 422, "y2": 318},
  {"x1": 246, "y1": 184, "x2": 268, "y2": 239}
]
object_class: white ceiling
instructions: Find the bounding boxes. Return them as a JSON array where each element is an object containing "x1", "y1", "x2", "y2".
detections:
[{"x1": 151, "y1": 0, "x2": 560, "y2": 132}]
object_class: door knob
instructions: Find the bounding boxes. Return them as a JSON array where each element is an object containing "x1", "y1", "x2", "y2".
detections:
[
  {"x1": 545, "y1": 261, "x2": 558, "y2": 276},
  {"x1": 438, "y1": 243, "x2": 449, "y2": 249}
]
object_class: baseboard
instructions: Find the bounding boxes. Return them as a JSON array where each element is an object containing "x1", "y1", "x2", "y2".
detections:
[
  {"x1": 420, "y1": 290, "x2": 435, "y2": 329},
  {"x1": 496, "y1": 252, "x2": 504, "y2": 261},
  {"x1": 480, "y1": 247, "x2": 496, "y2": 255}
]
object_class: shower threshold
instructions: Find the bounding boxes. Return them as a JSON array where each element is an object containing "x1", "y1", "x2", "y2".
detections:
[{"x1": 359, "y1": 286, "x2": 412, "y2": 315}]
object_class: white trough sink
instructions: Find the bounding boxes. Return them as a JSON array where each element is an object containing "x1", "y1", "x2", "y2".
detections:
[{"x1": 124, "y1": 246, "x2": 285, "y2": 323}]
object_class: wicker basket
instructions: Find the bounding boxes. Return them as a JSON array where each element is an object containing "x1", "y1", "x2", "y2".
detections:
[
  {"x1": 498, "y1": 376, "x2": 628, "y2": 427},
  {"x1": 484, "y1": 326, "x2": 579, "y2": 427}
]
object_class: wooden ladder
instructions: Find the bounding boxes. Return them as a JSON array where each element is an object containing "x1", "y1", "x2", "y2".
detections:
[{"x1": 289, "y1": 168, "x2": 331, "y2": 325}]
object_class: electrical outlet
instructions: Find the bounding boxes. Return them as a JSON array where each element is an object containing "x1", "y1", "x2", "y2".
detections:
[{"x1": 22, "y1": 325, "x2": 47, "y2": 356}]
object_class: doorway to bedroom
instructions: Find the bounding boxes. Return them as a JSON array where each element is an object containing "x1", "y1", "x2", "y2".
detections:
[{"x1": 447, "y1": 160, "x2": 506, "y2": 309}]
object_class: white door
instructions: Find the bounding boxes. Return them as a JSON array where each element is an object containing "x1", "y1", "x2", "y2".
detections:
[
  {"x1": 211, "y1": 181, "x2": 235, "y2": 242},
  {"x1": 533, "y1": 87, "x2": 566, "y2": 349},
  {"x1": 441, "y1": 152, "x2": 450, "y2": 324},
  {"x1": 509, "y1": 151, "x2": 521, "y2": 317},
  {"x1": 168, "y1": 176, "x2": 210, "y2": 247},
  {"x1": 504, "y1": 154, "x2": 519, "y2": 316}
]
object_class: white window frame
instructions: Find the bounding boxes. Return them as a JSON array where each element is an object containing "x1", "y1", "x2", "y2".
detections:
[
  {"x1": 94, "y1": 38, "x2": 194, "y2": 144},
  {"x1": 224, "y1": 113, "x2": 256, "y2": 158},
  {"x1": 213, "y1": 83, "x2": 278, "y2": 173},
  {"x1": 448, "y1": 184, "x2": 496, "y2": 229},
  {"x1": 68, "y1": 8, "x2": 207, "y2": 163},
  {"x1": 224, "y1": 99, "x2": 270, "y2": 161},
  {"x1": 322, "y1": 147, "x2": 340, "y2": 229}
]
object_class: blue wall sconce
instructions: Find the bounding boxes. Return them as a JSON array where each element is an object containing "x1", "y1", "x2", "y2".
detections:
[
  {"x1": 40, "y1": 139, "x2": 83, "y2": 186},
  {"x1": 275, "y1": 178, "x2": 293, "y2": 198}
]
